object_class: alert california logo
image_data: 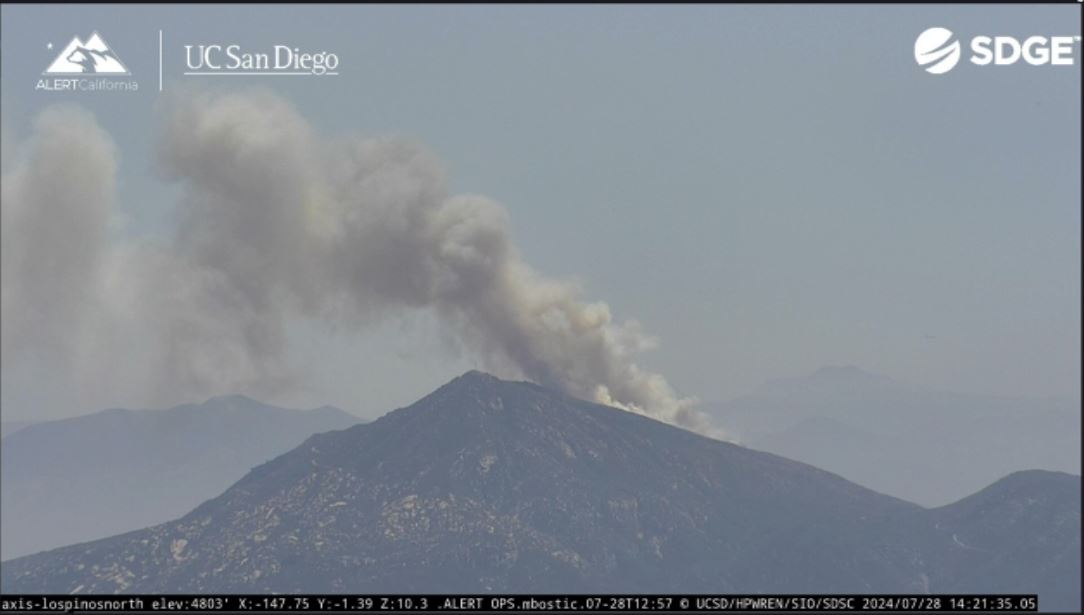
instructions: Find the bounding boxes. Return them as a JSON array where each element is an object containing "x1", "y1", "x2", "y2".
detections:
[{"x1": 36, "y1": 31, "x2": 139, "y2": 92}]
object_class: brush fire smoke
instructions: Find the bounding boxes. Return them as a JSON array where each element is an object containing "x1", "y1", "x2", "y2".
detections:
[{"x1": 1, "y1": 90, "x2": 718, "y2": 436}]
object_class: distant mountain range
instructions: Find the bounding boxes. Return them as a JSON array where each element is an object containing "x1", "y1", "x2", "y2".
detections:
[
  {"x1": 703, "y1": 366, "x2": 1080, "y2": 506},
  {"x1": 0, "y1": 395, "x2": 361, "y2": 560},
  {"x1": 3, "y1": 372, "x2": 1078, "y2": 611},
  {"x1": 0, "y1": 419, "x2": 37, "y2": 439}
]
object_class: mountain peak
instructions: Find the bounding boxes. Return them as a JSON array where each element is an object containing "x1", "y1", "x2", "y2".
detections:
[
  {"x1": 757, "y1": 365, "x2": 898, "y2": 395},
  {"x1": 201, "y1": 393, "x2": 265, "y2": 407},
  {"x1": 810, "y1": 365, "x2": 885, "y2": 381},
  {"x1": 3, "y1": 374, "x2": 1078, "y2": 610},
  {"x1": 450, "y1": 369, "x2": 506, "y2": 386},
  {"x1": 414, "y1": 370, "x2": 541, "y2": 415},
  {"x1": 945, "y1": 469, "x2": 1080, "y2": 509}
]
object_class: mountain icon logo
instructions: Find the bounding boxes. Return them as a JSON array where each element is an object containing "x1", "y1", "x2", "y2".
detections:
[{"x1": 43, "y1": 32, "x2": 130, "y2": 75}]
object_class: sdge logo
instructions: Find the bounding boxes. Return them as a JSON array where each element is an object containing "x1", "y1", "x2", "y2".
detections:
[{"x1": 915, "y1": 27, "x2": 1082, "y2": 74}]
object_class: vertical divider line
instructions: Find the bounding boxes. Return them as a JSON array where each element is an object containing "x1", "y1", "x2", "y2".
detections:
[{"x1": 158, "y1": 30, "x2": 163, "y2": 92}]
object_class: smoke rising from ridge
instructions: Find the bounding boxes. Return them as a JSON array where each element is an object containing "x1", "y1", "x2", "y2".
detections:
[{"x1": 1, "y1": 90, "x2": 716, "y2": 435}]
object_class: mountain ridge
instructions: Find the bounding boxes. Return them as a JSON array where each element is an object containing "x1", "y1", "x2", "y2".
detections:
[
  {"x1": 2, "y1": 372, "x2": 1078, "y2": 609},
  {"x1": 704, "y1": 367, "x2": 1080, "y2": 506},
  {"x1": 0, "y1": 396, "x2": 361, "y2": 559}
]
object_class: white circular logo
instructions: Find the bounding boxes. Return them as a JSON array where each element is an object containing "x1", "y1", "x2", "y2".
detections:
[{"x1": 915, "y1": 27, "x2": 961, "y2": 74}]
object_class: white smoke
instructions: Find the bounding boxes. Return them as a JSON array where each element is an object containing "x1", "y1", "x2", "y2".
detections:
[{"x1": 2, "y1": 90, "x2": 719, "y2": 436}]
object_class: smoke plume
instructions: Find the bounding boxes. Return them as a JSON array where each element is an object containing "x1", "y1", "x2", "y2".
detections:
[
  {"x1": 1, "y1": 106, "x2": 116, "y2": 379},
  {"x1": 2, "y1": 90, "x2": 716, "y2": 435}
]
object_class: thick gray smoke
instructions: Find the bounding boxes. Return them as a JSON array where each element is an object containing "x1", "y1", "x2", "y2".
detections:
[
  {"x1": 2, "y1": 90, "x2": 716, "y2": 435},
  {"x1": 1, "y1": 106, "x2": 116, "y2": 380}
]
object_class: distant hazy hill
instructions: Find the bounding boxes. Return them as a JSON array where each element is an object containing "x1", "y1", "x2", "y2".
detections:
[
  {"x1": 0, "y1": 395, "x2": 360, "y2": 560},
  {"x1": 3, "y1": 372, "x2": 1077, "y2": 610},
  {"x1": 704, "y1": 366, "x2": 1080, "y2": 506},
  {"x1": 0, "y1": 420, "x2": 37, "y2": 439}
]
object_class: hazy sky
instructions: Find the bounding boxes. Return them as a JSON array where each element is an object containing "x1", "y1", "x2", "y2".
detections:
[{"x1": 1, "y1": 4, "x2": 1080, "y2": 421}]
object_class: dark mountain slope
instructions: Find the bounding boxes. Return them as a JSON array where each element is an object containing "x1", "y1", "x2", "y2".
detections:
[
  {"x1": 0, "y1": 395, "x2": 360, "y2": 559},
  {"x1": 925, "y1": 471, "x2": 1080, "y2": 610},
  {"x1": 2, "y1": 373, "x2": 1077, "y2": 610}
]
